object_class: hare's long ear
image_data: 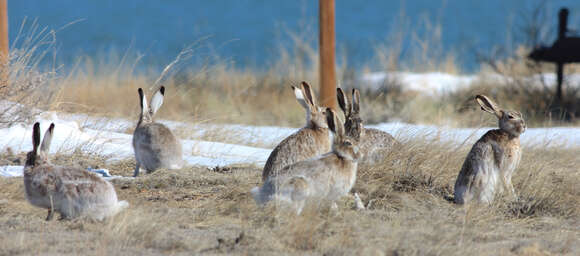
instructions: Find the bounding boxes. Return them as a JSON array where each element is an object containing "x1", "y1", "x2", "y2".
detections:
[
  {"x1": 352, "y1": 89, "x2": 360, "y2": 114},
  {"x1": 150, "y1": 86, "x2": 165, "y2": 116},
  {"x1": 337, "y1": 88, "x2": 350, "y2": 116},
  {"x1": 32, "y1": 122, "x2": 41, "y2": 154},
  {"x1": 326, "y1": 108, "x2": 344, "y2": 136},
  {"x1": 475, "y1": 95, "x2": 502, "y2": 118},
  {"x1": 138, "y1": 88, "x2": 148, "y2": 115},
  {"x1": 292, "y1": 85, "x2": 310, "y2": 111},
  {"x1": 40, "y1": 123, "x2": 55, "y2": 154},
  {"x1": 300, "y1": 81, "x2": 316, "y2": 107}
]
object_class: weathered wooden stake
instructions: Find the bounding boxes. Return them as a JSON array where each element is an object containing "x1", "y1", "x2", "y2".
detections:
[
  {"x1": 319, "y1": 0, "x2": 336, "y2": 109},
  {"x1": 555, "y1": 8, "x2": 568, "y2": 102},
  {"x1": 0, "y1": 0, "x2": 8, "y2": 87}
]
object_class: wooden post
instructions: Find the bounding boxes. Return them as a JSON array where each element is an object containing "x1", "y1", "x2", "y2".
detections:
[
  {"x1": 319, "y1": 0, "x2": 336, "y2": 109},
  {"x1": 0, "y1": 0, "x2": 8, "y2": 88}
]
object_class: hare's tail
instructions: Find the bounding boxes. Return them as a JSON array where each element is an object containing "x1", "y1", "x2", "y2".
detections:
[{"x1": 113, "y1": 200, "x2": 129, "y2": 215}]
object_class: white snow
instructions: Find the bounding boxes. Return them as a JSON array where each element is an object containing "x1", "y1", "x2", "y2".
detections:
[
  {"x1": 3, "y1": 68, "x2": 580, "y2": 181},
  {"x1": 0, "y1": 166, "x2": 24, "y2": 177},
  {"x1": 0, "y1": 111, "x2": 275, "y2": 178},
  {"x1": 1, "y1": 110, "x2": 579, "y2": 178},
  {"x1": 360, "y1": 72, "x2": 476, "y2": 95},
  {"x1": 1, "y1": 166, "x2": 130, "y2": 180},
  {"x1": 359, "y1": 71, "x2": 580, "y2": 96}
]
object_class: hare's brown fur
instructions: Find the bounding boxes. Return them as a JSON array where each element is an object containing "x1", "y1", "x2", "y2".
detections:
[
  {"x1": 133, "y1": 86, "x2": 183, "y2": 177},
  {"x1": 337, "y1": 88, "x2": 398, "y2": 165},
  {"x1": 454, "y1": 95, "x2": 525, "y2": 204},
  {"x1": 24, "y1": 123, "x2": 128, "y2": 221},
  {"x1": 261, "y1": 82, "x2": 331, "y2": 181},
  {"x1": 252, "y1": 109, "x2": 360, "y2": 214}
]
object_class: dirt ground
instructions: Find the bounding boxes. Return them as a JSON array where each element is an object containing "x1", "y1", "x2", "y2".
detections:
[{"x1": 0, "y1": 142, "x2": 578, "y2": 256}]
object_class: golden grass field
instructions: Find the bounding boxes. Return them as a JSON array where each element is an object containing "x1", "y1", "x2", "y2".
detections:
[
  {"x1": 1, "y1": 16, "x2": 580, "y2": 255},
  {"x1": 0, "y1": 137, "x2": 578, "y2": 255}
]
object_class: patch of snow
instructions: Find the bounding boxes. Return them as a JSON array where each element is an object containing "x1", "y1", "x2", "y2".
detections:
[
  {"x1": 0, "y1": 166, "x2": 23, "y2": 177},
  {"x1": 1, "y1": 99, "x2": 580, "y2": 179},
  {"x1": 1, "y1": 166, "x2": 131, "y2": 180},
  {"x1": 359, "y1": 72, "x2": 580, "y2": 96}
]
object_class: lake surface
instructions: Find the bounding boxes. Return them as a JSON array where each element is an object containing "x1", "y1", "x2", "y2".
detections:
[{"x1": 8, "y1": 0, "x2": 580, "y2": 72}]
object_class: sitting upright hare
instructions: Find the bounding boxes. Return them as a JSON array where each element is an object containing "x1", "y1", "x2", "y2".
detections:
[
  {"x1": 336, "y1": 88, "x2": 398, "y2": 165},
  {"x1": 261, "y1": 81, "x2": 331, "y2": 181},
  {"x1": 252, "y1": 108, "x2": 361, "y2": 214},
  {"x1": 454, "y1": 95, "x2": 526, "y2": 204},
  {"x1": 24, "y1": 123, "x2": 128, "y2": 221},
  {"x1": 133, "y1": 86, "x2": 183, "y2": 177}
]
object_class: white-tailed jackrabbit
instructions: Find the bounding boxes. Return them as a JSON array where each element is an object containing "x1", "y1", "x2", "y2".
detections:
[
  {"x1": 454, "y1": 95, "x2": 526, "y2": 204},
  {"x1": 337, "y1": 88, "x2": 398, "y2": 165},
  {"x1": 133, "y1": 86, "x2": 183, "y2": 177},
  {"x1": 252, "y1": 108, "x2": 361, "y2": 214},
  {"x1": 23, "y1": 123, "x2": 128, "y2": 221},
  {"x1": 261, "y1": 81, "x2": 331, "y2": 181}
]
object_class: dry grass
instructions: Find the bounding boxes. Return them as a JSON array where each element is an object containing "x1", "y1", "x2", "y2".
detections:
[{"x1": 1, "y1": 137, "x2": 578, "y2": 255}]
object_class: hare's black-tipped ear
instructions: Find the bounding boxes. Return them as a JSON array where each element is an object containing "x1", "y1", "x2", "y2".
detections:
[
  {"x1": 352, "y1": 89, "x2": 360, "y2": 114},
  {"x1": 40, "y1": 123, "x2": 55, "y2": 154},
  {"x1": 292, "y1": 84, "x2": 310, "y2": 111},
  {"x1": 475, "y1": 95, "x2": 502, "y2": 118},
  {"x1": 150, "y1": 86, "x2": 165, "y2": 116},
  {"x1": 138, "y1": 88, "x2": 148, "y2": 114},
  {"x1": 32, "y1": 122, "x2": 41, "y2": 153},
  {"x1": 326, "y1": 108, "x2": 337, "y2": 134},
  {"x1": 138, "y1": 88, "x2": 144, "y2": 109},
  {"x1": 326, "y1": 108, "x2": 344, "y2": 136},
  {"x1": 300, "y1": 81, "x2": 316, "y2": 106},
  {"x1": 337, "y1": 88, "x2": 349, "y2": 116}
]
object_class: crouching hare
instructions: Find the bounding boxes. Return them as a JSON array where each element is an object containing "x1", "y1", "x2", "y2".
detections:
[
  {"x1": 24, "y1": 123, "x2": 128, "y2": 221},
  {"x1": 133, "y1": 86, "x2": 183, "y2": 177},
  {"x1": 252, "y1": 108, "x2": 361, "y2": 214},
  {"x1": 454, "y1": 95, "x2": 526, "y2": 204},
  {"x1": 261, "y1": 81, "x2": 331, "y2": 181},
  {"x1": 337, "y1": 88, "x2": 398, "y2": 166}
]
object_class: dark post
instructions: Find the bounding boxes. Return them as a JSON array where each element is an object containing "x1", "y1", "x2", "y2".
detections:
[
  {"x1": 319, "y1": 0, "x2": 336, "y2": 109},
  {"x1": 556, "y1": 8, "x2": 569, "y2": 103},
  {"x1": 528, "y1": 7, "x2": 580, "y2": 108},
  {"x1": 558, "y1": 8, "x2": 568, "y2": 40}
]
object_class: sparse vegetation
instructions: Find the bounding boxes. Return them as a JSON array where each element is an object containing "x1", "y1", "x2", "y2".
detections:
[
  {"x1": 0, "y1": 138, "x2": 578, "y2": 255},
  {"x1": 1, "y1": 4, "x2": 579, "y2": 255}
]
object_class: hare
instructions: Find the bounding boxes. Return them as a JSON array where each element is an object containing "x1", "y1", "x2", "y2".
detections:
[
  {"x1": 23, "y1": 123, "x2": 128, "y2": 221},
  {"x1": 454, "y1": 95, "x2": 526, "y2": 204},
  {"x1": 261, "y1": 81, "x2": 331, "y2": 181},
  {"x1": 337, "y1": 88, "x2": 398, "y2": 166},
  {"x1": 252, "y1": 108, "x2": 361, "y2": 214},
  {"x1": 133, "y1": 86, "x2": 183, "y2": 177}
]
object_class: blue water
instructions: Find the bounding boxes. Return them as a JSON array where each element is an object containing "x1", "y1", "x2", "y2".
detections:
[{"x1": 8, "y1": 0, "x2": 580, "y2": 72}]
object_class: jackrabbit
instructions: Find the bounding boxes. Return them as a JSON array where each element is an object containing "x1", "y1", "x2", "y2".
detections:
[
  {"x1": 23, "y1": 123, "x2": 128, "y2": 221},
  {"x1": 133, "y1": 86, "x2": 183, "y2": 177},
  {"x1": 337, "y1": 88, "x2": 397, "y2": 165},
  {"x1": 261, "y1": 81, "x2": 331, "y2": 181},
  {"x1": 454, "y1": 95, "x2": 526, "y2": 204},
  {"x1": 252, "y1": 108, "x2": 361, "y2": 214}
]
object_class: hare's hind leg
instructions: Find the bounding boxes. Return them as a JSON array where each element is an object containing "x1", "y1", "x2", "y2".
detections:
[
  {"x1": 286, "y1": 177, "x2": 309, "y2": 215},
  {"x1": 503, "y1": 175, "x2": 518, "y2": 201},
  {"x1": 45, "y1": 195, "x2": 54, "y2": 221},
  {"x1": 353, "y1": 193, "x2": 365, "y2": 210},
  {"x1": 133, "y1": 161, "x2": 141, "y2": 177}
]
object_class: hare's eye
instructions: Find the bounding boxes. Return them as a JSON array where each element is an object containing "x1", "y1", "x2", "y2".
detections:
[
  {"x1": 508, "y1": 115, "x2": 514, "y2": 119},
  {"x1": 344, "y1": 141, "x2": 352, "y2": 146}
]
